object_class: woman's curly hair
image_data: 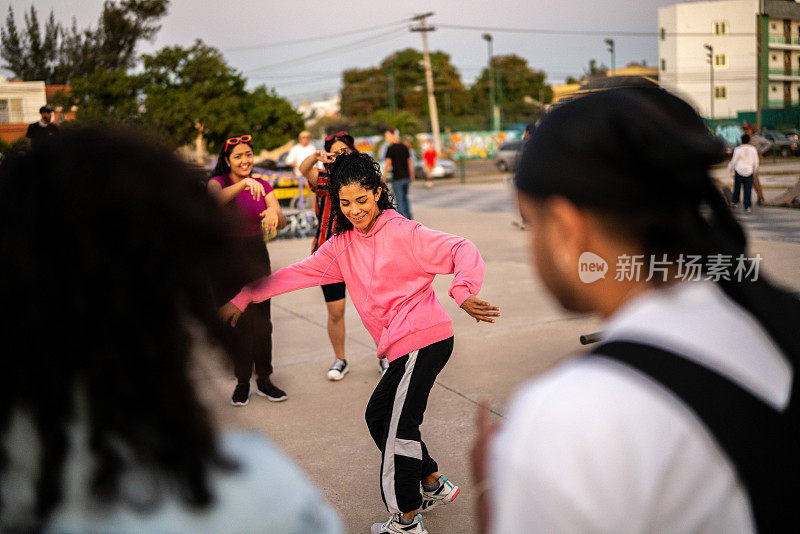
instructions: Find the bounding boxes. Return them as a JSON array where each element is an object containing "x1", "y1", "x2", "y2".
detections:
[
  {"x1": 0, "y1": 126, "x2": 260, "y2": 524},
  {"x1": 327, "y1": 151, "x2": 395, "y2": 234}
]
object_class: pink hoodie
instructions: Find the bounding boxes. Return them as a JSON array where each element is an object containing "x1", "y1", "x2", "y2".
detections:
[{"x1": 231, "y1": 209, "x2": 484, "y2": 362}]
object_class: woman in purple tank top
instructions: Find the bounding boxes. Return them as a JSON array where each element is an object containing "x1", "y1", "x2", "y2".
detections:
[{"x1": 207, "y1": 134, "x2": 287, "y2": 406}]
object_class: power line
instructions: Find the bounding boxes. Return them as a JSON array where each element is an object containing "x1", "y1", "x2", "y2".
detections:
[
  {"x1": 436, "y1": 23, "x2": 755, "y2": 37},
  {"x1": 244, "y1": 28, "x2": 408, "y2": 74},
  {"x1": 224, "y1": 19, "x2": 414, "y2": 52}
]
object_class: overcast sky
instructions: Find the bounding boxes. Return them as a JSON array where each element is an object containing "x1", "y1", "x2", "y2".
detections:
[{"x1": 6, "y1": 0, "x2": 681, "y2": 105}]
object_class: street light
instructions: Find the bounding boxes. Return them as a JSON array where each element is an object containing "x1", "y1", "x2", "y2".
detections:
[
  {"x1": 604, "y1": 38, "x2": 615, "y2": 76},
  {"x1": 482, "y1": 33, "x2": 498, "y2": 131},
  {"x1": 704, "y1": 43, "x2": 714, "y2": 120}
]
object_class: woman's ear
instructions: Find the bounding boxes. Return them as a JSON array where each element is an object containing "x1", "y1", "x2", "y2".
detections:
[{"x1": 375, "y1": 186, "x2": 382, "y2": 201}]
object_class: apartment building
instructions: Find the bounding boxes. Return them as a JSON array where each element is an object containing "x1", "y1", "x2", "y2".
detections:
[{"x1": 659, "y1": 0, "x2": 800, "y2": 118}]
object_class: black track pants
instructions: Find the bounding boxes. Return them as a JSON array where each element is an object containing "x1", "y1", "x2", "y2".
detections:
[{"x1": 364, "y1": 336, "x2": 454, "y2": 514}]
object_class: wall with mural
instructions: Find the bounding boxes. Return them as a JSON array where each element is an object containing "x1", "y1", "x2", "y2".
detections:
[{"x1": 352, "y1": 130, "x2": 523, "y2": 160}]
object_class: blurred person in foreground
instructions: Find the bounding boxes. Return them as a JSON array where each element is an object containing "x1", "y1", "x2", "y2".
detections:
[
  {"x1": 474, "y1": 88, "x2": 799, "y2": 533},
  {"x1": 208, "y1": 134, "x2": 288, "y2": 406},
  {"x1": 0, "y1": 126, "x2": 342, "y2": 533}
]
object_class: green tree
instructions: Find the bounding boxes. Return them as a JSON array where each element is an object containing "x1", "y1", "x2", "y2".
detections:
[
  {"x1": 0, "y1": 6, "x2": 59, "y2": 82},
  {"x1": 339, "y1": 48, "x2": 470, "y2": 122},
  {"x1": 340, "y1": 66, "x2": 385, "y2": 119},
  {"x1": 582, "y1": 58, "x2": 608, "y2": 79},
  {"x1": 140, "y1": 41, "x2": 302, "y2": 150},
  {"x1": 471, "y1": 54, "x2": 552, "y2": 127},
  {"x1": 0, "y1": 1, "x2": 169, "y2": 84},
  {"x1": 70, "y1": 67, "x2": 143, "y2": 122}
]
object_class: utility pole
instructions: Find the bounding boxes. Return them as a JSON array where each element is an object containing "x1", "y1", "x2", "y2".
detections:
[
  {"x1": 482, "y1": 33, "x2": 497, "y2": 131},
  {"x1": 497, "y1": 67, "x2": 503, "y2": 130},
  {"x1": 604, "y1": 38, "x2": 616, "y2": 75},
  {"x1": 705, "y1": 43, "x2": 714, "y2": 121},
  {"x1": 411, "y1": 12, "x2": 441, "y2": 155}
]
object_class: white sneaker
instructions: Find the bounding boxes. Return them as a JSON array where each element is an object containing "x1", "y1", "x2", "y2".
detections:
[
  {"x1": 420, "y1": 475, "x2": 460, "y2": 513},
  {"x1": 371, "y1": 513, "x2": 427, "y2": 534},
  {"x1": 379, "y1": 358, "x2": 389, "y2": 376},
  {"x1": 327, "y1": 359, "x2": 349, "y2": 381}
]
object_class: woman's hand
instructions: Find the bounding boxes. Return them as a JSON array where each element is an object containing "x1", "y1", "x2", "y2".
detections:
[
  {"x1": 260, "y1": 207, "x2": 279, "y2": 234},
  {"x1": 316, "y1": 150, "x2": 336, "y2": 165},
  {"x1": 460, "y1": 296, "x2": 500, "y2": 323},
  {"x1": 219, "y1": 302, "x2": 243, "y2": 327},
  {"x1": 242, "y1": 177, "x2": 266, "y2": 201}
]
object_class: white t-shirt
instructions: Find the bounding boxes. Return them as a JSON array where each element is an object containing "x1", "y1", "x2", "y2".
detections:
[
  {"x1": 490, "y1": 281, "x2": 791, "y2": 534},
  {"x1": 285, "y1": 143, "x2": 318, "y2": 177},
  {"x1": 728, "y1": 144, "x2": 759, "y2": 177}
]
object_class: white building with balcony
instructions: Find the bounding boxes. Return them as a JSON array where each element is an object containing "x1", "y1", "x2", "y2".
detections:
[{"x1": 659, "y1": 0, "x2": 800, "y2": 119}]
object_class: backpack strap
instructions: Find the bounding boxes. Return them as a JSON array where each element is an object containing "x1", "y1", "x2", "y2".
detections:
[{"x1": 590, "y1": 340, "x2": 794, "y2": 533}]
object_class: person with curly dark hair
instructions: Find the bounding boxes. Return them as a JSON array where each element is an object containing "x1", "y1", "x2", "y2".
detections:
[
  {"x1": 220, "y1": 151, "x2": 500, "y2": 534},
  {"x1": 208, "y1": 134, "x2": 288, "y2": 406},
  {"x1": 0, "y1": 126, "x2": 343, "y2": 533},
  {"x1": 297, "y1": 131, "x2": 389, "y2": 380}
]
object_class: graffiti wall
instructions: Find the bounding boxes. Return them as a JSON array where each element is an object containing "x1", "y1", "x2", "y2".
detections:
[{"x1": 352, "y1": 130, "x2": 522, "y2": 160}]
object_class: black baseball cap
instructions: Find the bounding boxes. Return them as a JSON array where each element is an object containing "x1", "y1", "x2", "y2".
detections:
[{"x1": 40, "y1": 105, "x2": 53, "y2": 113}]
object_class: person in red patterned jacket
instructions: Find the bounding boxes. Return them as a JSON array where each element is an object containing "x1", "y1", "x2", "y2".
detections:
[{"x1": 298, "y1": 131, "x2": 390, "y2": 380}]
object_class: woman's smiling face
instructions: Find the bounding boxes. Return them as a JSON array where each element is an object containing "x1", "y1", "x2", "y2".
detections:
[
  {"x1": 338, "y1": 183, "x2": 382, "y2": 234},
  {"x1": 226, "y1": 142, "x2": 254, "y2": 179}
]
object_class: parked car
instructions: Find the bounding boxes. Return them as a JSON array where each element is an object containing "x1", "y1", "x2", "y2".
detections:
[
  {"x1": 414, "y1": 158, "x2": 456, "y2": 179},
  {"x1": 761, "y1": 130, "x2": 798, "y2": 156},
  {"x1": 784, "y1": 129, "x2": 799, "y2": 144},
  {"x1": 749, "y1": 134, "x2": 774, "y2": 155},
  {"x1": 255, "y1": 151, "x2": 293, "y2": 172},
  {"x1": 494, "y1": 139, "x2": 525, "y2": 172}
]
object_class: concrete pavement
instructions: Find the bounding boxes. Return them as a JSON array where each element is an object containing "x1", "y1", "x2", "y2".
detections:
[{"x1": 195, "y1": 180, "x2": 800, "y2": 534}]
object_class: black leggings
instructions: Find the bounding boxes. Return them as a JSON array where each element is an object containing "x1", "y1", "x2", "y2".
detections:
[
  {"x1": 216, "y1": 235, "x2": 273, "y2": 384},
  {"x1": 365, "y1": 336, "x2": 454, "y2": 514}
]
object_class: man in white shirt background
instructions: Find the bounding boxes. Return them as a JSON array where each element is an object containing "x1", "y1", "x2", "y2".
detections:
[
  {"x1": 728, "y1": 133, "x2": 759, "y2": 212},
  {"x1": 286, "y1": 130, "x2": 317, "y2": 178},
  {"x1": 285, "y1": 130, "x2": 318, "y2": 210}
]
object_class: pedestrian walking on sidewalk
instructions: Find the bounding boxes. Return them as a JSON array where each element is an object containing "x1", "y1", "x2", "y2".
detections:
[
  {"x1": 475, "y1": 87, "x2": 800, "y2": 533},
  {"x1": 422, "y1": 142, "x2": 437, "y2": 188},
  {"x1": 208, "y1": 134, "x2": 288, "y2": 406},
  {"x1": 297, "y1": 131, "x2": 390, "y2": 380},
  {"x1": 221, "y1": 152, "x2": 500, "y2": 534},
  {"x1": 729, "y1": 133, "x2": 760, "y2": 212},
  {"x1": 383, "y1": 128, "x2": 415, "y2": 219}
]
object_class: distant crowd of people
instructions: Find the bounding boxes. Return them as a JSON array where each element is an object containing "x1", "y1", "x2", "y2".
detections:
[{"x1": 1, "y1": 87, "x2": 797, "y2": 533}]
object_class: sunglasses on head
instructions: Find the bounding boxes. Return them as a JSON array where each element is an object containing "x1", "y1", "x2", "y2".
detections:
[
  {"x1": 325, "y1": 131, "x2": 348, "y2": 142},
  {"x1": 224, "y1": 134, "x2": 252, "y2": 151}
]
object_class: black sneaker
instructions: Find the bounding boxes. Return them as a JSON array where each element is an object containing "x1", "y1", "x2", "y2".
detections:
[
  {"x1": 231, "y1": 383, "x2": 250, "y2": 406},
  {"x1": 256, "y1": 378, "x2": 288, "y2": 402}
]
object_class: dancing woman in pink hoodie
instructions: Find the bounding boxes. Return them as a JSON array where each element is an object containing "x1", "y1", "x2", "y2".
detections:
[{"x1": 220, "y1": 152, "x2": 499, "y2": 534}]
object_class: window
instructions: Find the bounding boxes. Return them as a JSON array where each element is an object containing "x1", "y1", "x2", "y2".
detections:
[
  {"x1": 660, "y1": 27, "x2": 666, "y2": 40},
  {"x1": 0, "y1": 98, "x2": 23, "y2": 123},
  {"x1": 713, "y1": 21, "x2": 728, "y2": 35},
  {"x1": 772, "y1": 23, "x2": 778, "y2": 30},
  {"x1": 714, "y1": 54, "x2": 727, "y2": 67},
  {"x1": 773, "y1": 54, "x2": 778, "y2": 61},
  {"x1": 773, "y1": 86, "x2": 778, "y2": 92},
  {"x1": 715, "y1": 87, "x2": 727, "y2": 99},
  {"x1": 661, "y1": 59, "x2": 666, "y2": 71}
]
